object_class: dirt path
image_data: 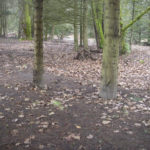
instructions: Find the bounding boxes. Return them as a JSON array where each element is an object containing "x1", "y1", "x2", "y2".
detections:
[{"x1": 0, "y1": 38, "x2": 150, "y2": 150}]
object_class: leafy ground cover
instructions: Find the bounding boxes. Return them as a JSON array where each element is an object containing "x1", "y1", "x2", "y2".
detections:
[{"x1": 0, "y1": 38, "x2": 150, "y2": 150}]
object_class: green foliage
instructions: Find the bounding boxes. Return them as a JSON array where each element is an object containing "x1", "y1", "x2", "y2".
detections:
[{"x1": 55, "y1": 24, "x2": 73, "y2": 39}]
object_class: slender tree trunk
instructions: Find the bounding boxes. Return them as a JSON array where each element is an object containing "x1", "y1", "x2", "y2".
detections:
[
  {"x1": 0, "y1": 1, "x2": 2, "y2": 36},
  {"x1": 83, "y1": 0, "x2": 88, "y2": 49},
  {"x1": 33, "y1": 0, "x2": 44, "y2": 86},
  {"x1": 24, "y1": 0, "x2": 32, "y2": 40},
  {"x1": 0, "y1": 0, "x2": 7, "y2": 37},
  {"x1": 120, "y1": 6, "x2": 150, "y2": 54},
  {"x1": 138, "y1": 25, "x2": 141, "y2": 44},
  {"x1": 80, "y1": 0, "x2": 83, "y2": 47},
  {"x1": 100, "y1": 0, "x2": 120, "y2": 99},
  {"x1": 148, "y1": 12, "x2": 150, "y2": 44},
  {"x1": 31, "y1": 10, "x2": 35, "y2": 38},
  {"x1": 44, "y1": 24, "x2": 48, "y2": 41},
  {"x1": 3, "y1": 0, "x2": 7, "y2": 37},
  {"x1": 50, "y1": 24, "x2": 55, "y2": 40},
  {"x1": 91, "y1": 0, "x2": 104, "y2": 49},
  {"x1": 130, "y1": 0, "x2": 135, "y2": 46},
  {"x1": 74, "y1": 0, "x2": 78, "y2": 51}
]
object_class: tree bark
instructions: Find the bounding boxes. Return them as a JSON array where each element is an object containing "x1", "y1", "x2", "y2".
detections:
[
  {"x1": 74, "y1": 0, "x2": 78, "y2": 51},
  {"x1": 148, "y1": 12, "x2": 150, "y2": 44},
  {"x1": 130, "y1": 0, "x2": 135, "y2": 46},
  {"x1": 33, "y1": 0, "x2": 44, "y2": 86},
  {"x1": 24, "y1": 0, "x2": 32, "y2": 40},
  {"x1": 80, "y1": 0, "x2": 83, "y2": 47},
  {"x1": 100, "y1": 0, "x2": 120, "y2": 99},
  {"x1": 0, "y1": 0, "x2": 7, "y2": 37},
  {"x1": 50, "y1": 24, "x2": 55, "y2": 40},
  {"x1": 83, "y1": 0, "x2": 88, "y2": 49},
  {"x1": 91, "y1": 0, "x2": 104, "y2": 49},
  {"x1": 120, "y1": 6, "x2": 150, "y2": 54}
]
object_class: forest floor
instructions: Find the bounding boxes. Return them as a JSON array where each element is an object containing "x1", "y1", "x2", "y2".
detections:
[{"x1": 0, "y1": 38, "x2": 150, "y2": 150}]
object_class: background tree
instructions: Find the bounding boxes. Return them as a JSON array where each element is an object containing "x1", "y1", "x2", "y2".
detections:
[
  {"x1": 33, "y1": 0, "x2": 44, "y2": 86},
  {"x1": 91, "y1": 0, "x2": 104, "y2": 49}
]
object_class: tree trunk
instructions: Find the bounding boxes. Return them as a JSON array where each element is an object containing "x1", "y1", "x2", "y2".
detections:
[
  {"x1": 18, "y1": 0, "x2": 24, "y2": 38},
  {"x1": 138, "y1": 24, "x2": 141, "y2": 44},
  {"x1": 33, "y1": 0, "x2": 44, "y2": 86},
  {"x1": 74, "y1": 0, "x2": 78, "y2": 51},
  {"x1": 120, "y1": 6, "x2": 150, "y2": 54},
  {"x1": 130, "y1": 0, "x2": 135, "y2": 46},
  {"x1": 100, "y1": 0, "x2": 120, "y2": 99},
  {"x1": 80, "y1": 0, "x2": 83, "y2": 47},
  {"x1": 0, "y1": 0, "x2": 7, "y2": 37},
  {"x1": 0, "y1": 1, "x2": 2, "y2": 36},
  {"x1": 83, "y1": 0, "x2": 88, "y2": 49},
  {"x1": 50, "y1": 24, "x2": 55, "y2": 40},
  {"x1": 148, "y1": 12, "x2": 150, "y2": 44},
  {"x1": 91, "y1": 0, "x2": 104, "y2": 49},
  {"x1": 24, "y1": 0, "x2": 32, "y2": 40}
]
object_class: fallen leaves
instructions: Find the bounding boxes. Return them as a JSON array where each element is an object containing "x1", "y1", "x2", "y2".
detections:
[
  {"x1": 51, "y1": 100, "x2": 64, "y2": 110},
  {"x1": 86, "y1": 134, "x2": 94, "y2": 139},
  {"x1": 11, "y1": 129, "x2": 19, "y2": 136},
  {"x1": 0, "y1": 112, "x2": 4, "y2": 119},
  {"x1": 24, "y1": 135, "x2": 35, "y2": 144},
  {"x1": 64, "y1": 133, "x2": 80, "y2": 141},
  {"x1": 102, "y1": 120, "x2": 111, "y2": 125},
  {"x1": 38, "y1": 121, "x2": 49, "y2": 129},
  {"x1": 142, "y1": 120, "x2": 150, "y2": 127},
  {"x1": 75, "y1": 125, "x2": 81, "y2": 129},
  {"x1": 0, "y1": 115, "x2": 5, "y2": 119},
  {"x1": 134, "y1": 123, "x2": 142, "y2": 127}
]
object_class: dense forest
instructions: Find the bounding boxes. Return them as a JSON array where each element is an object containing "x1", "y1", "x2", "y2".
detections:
[{"x1": 0, "y1": 0, "x2": 150, "y2": 150}]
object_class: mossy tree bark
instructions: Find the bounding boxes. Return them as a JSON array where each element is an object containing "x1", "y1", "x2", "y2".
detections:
[
  {"x1": 100, "y1": 0, "x2": 120, "y2": 99},
  {"x1": 83, "y1": 0, "x2": 88, "y2": 49},
  {"x1": 24, "y1": 0, "x2": 32, "y2": 40},
  {"x1": 120, "y1": 6, "x2": 150, "y2": 54},
  {"x1": 74, "y1": 0, "x2": 79, "y2": 51},
  {"x1": 33, "y1": 0, "x2": 44, "y2": 86},
  {"x1": 91, "y1": 0, "x2": 104, "y2": 49}
]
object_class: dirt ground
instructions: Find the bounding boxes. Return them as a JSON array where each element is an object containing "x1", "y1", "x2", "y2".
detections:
[{"x1": 0, "y1": 38, "x2": 150, "y2": 150}]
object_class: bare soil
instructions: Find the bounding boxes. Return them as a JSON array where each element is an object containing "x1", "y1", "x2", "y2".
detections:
[{"x1": 0, "y1": 38, "x2": 150, "y2": 150}]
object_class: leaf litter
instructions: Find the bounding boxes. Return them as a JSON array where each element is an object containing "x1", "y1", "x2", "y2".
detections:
[{"x1": 0, "y1": 40, "x2": 150, "y2": 150}]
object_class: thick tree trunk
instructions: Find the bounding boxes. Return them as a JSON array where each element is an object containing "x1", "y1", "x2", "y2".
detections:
[
  {"x1": 100, "y1": 0, "x2": 120, "y2": 99},
  {"x1": 83, "y1": 0, "x2": 88, "y2": 49},
  {"x1": 33, "y1": 0, "x2": 44, "y2": 86},
  {"x1": 74, "y1": 0, "x2": 78, "y2": 51}
]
